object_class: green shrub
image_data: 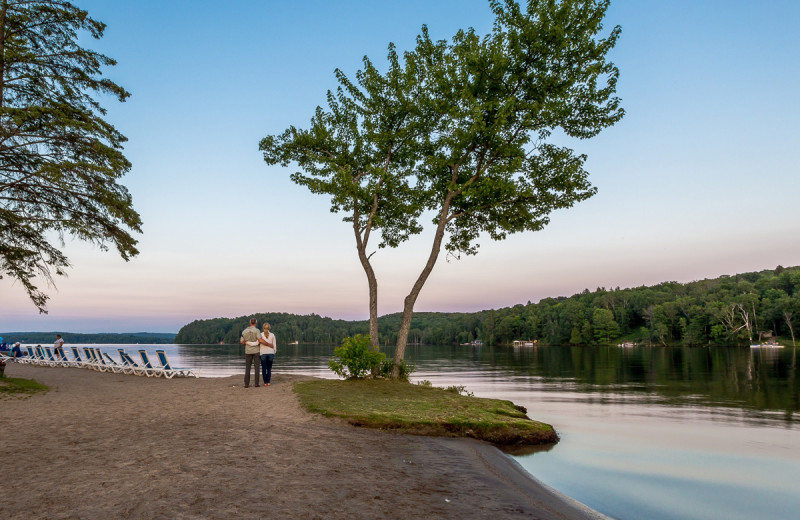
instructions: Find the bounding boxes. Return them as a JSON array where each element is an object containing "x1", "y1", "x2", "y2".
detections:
[
  {"x1": 328, "y1": 334, "x2": 385, "y2": 379},
  {"x1": 379, "y1": 358, "x2": 415, "y2": 382}
]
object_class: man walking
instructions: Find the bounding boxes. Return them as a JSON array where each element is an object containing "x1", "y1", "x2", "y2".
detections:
[{"x1": 240, "y1": 318, "x2": 261, "y2": 388}]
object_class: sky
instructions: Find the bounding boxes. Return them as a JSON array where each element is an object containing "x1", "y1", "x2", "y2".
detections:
[{"x1": 1, "y1": 0, "x2": 799, "y2": 333}]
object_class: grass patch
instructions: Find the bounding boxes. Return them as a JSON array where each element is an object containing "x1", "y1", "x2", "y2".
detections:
[
  {"x1": 0, "y1": 376, "x2": 49, "y2": 398},
  {"x1": 294, "y1": 379, "x2": 558, "y2": 446}
]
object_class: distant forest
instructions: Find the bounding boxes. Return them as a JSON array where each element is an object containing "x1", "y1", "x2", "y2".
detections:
[
  {"x1": 0, "y1": 332, "x2": 176, "y2": 345},
  {"x1": 175, "y1": 266, "x2": 800, "y2": 347}
]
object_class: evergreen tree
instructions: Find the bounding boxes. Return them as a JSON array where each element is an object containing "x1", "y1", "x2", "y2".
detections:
[{"x1": 0, "y1": 0, "x2": 140, "y2": 312}]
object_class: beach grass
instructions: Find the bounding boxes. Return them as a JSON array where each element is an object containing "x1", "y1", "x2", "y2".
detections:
[
  {"x1": 0, "y1": 376, "x2": 49, "y2": 398},
  {"x1": 294, "y1": 379, "x2": 558, "y2": 446}
]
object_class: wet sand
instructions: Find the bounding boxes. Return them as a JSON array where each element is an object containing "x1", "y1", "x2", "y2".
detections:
[{"x1": 1, "y1": 363, "x2": 607, "y2": 519}]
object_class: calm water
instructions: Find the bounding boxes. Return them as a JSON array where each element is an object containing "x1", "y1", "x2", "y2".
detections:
[{"x1": 60, "y1": 343, "x2": 800, "y2": 520}]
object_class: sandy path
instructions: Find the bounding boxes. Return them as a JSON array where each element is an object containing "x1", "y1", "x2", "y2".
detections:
[{"x1": 1, "y1": 363, "x2": 606, "y2": 519}]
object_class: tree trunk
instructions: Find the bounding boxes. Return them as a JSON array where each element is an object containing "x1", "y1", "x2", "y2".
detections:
[
  {"x1": 352, "y1": 190, "x2": 381, "y2": 352},
  {"x1": 392, "y1": 192, "x2": 453, "y2": 379},
  {"x1": 357, "y1": 242, "x2": 379, "y2": 350},
  {"x1": 784, "y1": 311, "x2": 796, "y2": 348}
]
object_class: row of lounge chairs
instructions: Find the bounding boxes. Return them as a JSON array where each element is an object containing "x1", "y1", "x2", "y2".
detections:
[{"x1": 10, "y1": 345, "x2": 197, "y2": 378}]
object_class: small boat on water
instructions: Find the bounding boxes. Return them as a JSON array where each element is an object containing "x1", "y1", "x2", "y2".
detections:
[
  {"x1": 288, "y1": 341, "x2": 299, "y2": 345},
  {"x1": 617, "y1": 342, "x2": 638, "y2": 348},
  {"x1": 750, "y1": 342, "x2": 784, "y2": 348}
]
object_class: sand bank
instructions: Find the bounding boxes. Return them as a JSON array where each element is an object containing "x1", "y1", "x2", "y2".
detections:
[{"x1": 1, "y1": 363, "x2": 607, "y2": 519}]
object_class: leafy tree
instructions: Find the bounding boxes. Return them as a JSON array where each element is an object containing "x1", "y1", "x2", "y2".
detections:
[
  {"x1": 592, "y1": 308, "x2": 620, "y2": 343},
  {"x1": 569, "y1": 325, "x2": 583, "y2": 345},
  {"x1": 387, "y1": 0, "x2": 623, "y2": 377},
  {"x1": 260, "y1": 42, "x2": 428, "y2": 350},
  {"x1": 778, "y1": 295, "x2": 799, "y2": 347},
  {"x1": 0, "y1": 0, "x2": 140, "y2": 312},
  {"x1": 262, "y1": 0, "x2": 623, "y2": 378}
]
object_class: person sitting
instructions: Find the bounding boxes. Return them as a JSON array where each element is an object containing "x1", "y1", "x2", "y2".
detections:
[{"x1": 11, "y1": 342, "x2": 22, "y2": 358}]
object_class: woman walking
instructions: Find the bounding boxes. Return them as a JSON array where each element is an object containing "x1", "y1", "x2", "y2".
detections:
[{"x1": 259, "y1": 323, "x2": 276, "y2": 386}]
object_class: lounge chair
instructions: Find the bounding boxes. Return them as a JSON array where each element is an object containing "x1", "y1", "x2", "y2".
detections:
[
  {"x1": 70, "y1": 347, "x2": 86, "y2": 368},
  {"x1": 82, "y1": 347, "x2": 98, "y2": 370},
  {"x1": 53, "y1": 347, "x2": 75, "y2": 368},
  {"x1": 98, "y1": 349, "x2": 125, "y2": 373},
  {"x1": 43, "y1": 347, "x2": 62, "y2": 367},
  {"x1": 33, "y1": 346, "x2": 49, "y2": 366},
  {"x1": 138, "y1": 350, "x2": 163, "y2": 377},
  {"x1": 53, "y1": 346, "x2": 69, "y2": 366},
  {"x1": 118, "y1": 349, "x2": 146, "y2": 376},
  {"x1": 54, "y1": 346, "x2": 80, "y2": 368},
  {"x1": 28, "y1": 346, "x2": 42, "y2": 365},
  {"x1": 35, "y1": 346, "x2": 55, "y2": 367},
  {"x1": 83, "y1": 347, "x2": 107, "y2": 372},
  {"x1": 155, "y1": 350, "x2": 197, "y2": 378},
  {"x1": 20, "y1": 346, "x2": 37, "y2": 365}
]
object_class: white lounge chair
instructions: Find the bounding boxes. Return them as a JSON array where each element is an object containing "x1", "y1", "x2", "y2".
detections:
[
  {"x1": 69, "y1": 347, "x2": 87, "y2": 368},
  {"x1": 138, "y1": 350, "x2": 163, "y2": 378},
  {"x1": 37, "y1": 346, "x2": 57, "y2": 367},
  {"x1": 98, "y1": 349, "x2": 125, "y2": 373},
  {"x1": 54, "y1": 346, "x2": 80, "y2": 368},
  {"x1": 155, "y1": 350, "x2": 197, "y2": 378},
  {"x1": 118, "y1": 349, "x2": 146, "y2": 376},
  {"x1": 83, "y1": 347, "x2": 107, "y2": 372},
  {"x1": 20, "y1": 346, "x2": 38, "y2": 365}
]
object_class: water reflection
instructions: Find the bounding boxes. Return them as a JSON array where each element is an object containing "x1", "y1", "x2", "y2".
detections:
[
  {"x1": 402, "y1": 344, "x2": 800, "y2": 424},
  {"x1": 92, "y1": 343, "x2": 799, "y2": 422}
]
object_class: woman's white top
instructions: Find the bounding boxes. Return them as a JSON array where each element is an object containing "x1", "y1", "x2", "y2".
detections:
[{"x1": 260, "y1": 332, "x2": 276, "y2": 355}]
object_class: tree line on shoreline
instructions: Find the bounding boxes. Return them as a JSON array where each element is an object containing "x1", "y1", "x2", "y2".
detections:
[
  {"x1": 0, "y1": 332, "x2": 176, "y2": 345},
  {"x1": 174, "y1": 265, "x2": 800, "y2": 348}
]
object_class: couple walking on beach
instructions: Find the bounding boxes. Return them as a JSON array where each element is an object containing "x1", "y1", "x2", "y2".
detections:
[{"x1": 240, "y1": 318, "x2": 276, "y2": 388}]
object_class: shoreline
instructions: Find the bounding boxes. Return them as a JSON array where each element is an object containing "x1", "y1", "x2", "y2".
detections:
[{"x1": 2, "y1": 363, "x2": 607, "y2": 519}]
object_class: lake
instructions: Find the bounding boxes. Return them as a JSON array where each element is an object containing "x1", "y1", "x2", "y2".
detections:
[{"x1": 61, "y1": 343, "x2": 800, "y2": 520}]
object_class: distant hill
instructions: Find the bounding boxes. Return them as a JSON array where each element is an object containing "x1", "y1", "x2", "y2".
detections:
[
  {"x1": 0, "y1": 332, "x2": 176, "y2": 345},
  {"x1": 175, "y1": 265, "x2": 800, "y2": 347}
]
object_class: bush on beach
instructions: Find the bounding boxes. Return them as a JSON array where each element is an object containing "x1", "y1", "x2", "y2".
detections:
[
  {"x1": 329, "y1": 334, "x2": 417, "y2": 381},
  {"x1": 328, "y1": 334, "x2": 385, "y2": 379}
]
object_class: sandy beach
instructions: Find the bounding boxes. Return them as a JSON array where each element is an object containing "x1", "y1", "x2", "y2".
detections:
[{"x1": 1, "y1": 363, "x2": 606, "y2": 519}]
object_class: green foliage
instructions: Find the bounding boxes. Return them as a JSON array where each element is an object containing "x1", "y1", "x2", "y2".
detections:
[
  {"x1": 487, "y1": 265, "x2": 800, "y2": 347},
  {"x1": 176, "y1": 265, "x2": 800, "y2": 348},
  {"x1": 175, "y1": 312, "x2": 371, "y2": 345},
  {"x1": 379, "y1": 357, "x2": 415, "y2": 382},
  {"x1": 328, "y1": 334, "x2": 385, "y2": 379},
  {"x1": 0, "y1": 0, "x2": 140, "y2": 313},
  {"x1": 592, "y1": 308, "x2": 621, "y2": 344},
  {"x1": 261, "y1": 0, "x2": 624, "y2": 376}
]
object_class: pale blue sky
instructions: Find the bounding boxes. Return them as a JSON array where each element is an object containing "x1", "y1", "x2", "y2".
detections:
[{"x1": 1, "y1": 0, "x2": 798, "y2": 333}]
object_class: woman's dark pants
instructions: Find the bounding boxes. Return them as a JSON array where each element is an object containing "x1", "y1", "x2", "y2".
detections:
[{"x1": 260, "y1": 353, "x2": 275, "y2": 384}]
